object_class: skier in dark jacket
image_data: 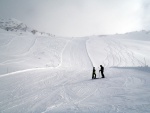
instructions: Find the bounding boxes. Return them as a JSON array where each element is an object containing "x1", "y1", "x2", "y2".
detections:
[
  {"x1": 99, "y1": 65, "x2": 105, "y2": 78},
  {"x1": 92, "y1": 67, "x2": 96, "y2": 79}
]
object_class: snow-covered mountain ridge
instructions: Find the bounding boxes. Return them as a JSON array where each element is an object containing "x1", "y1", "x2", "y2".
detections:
[{"x1": 0, "y1": 18, "x2": 54, "y2": 36}]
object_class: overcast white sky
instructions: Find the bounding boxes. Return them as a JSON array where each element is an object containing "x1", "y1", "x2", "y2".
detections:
[{"x1": 0, "y1": 0, "x2": 150, "y2": 37}]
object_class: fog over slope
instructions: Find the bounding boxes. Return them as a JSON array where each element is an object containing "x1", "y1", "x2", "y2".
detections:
[{"x1": 0, "y1": 0, "x2": 150, "y2": 36}]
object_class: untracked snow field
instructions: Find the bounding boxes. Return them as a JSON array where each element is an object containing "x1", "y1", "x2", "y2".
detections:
[{"x1": 0, "y1": 30, "x2": 150, "y2": 113}]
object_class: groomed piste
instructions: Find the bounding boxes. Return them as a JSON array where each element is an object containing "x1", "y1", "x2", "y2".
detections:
[{"x1": 0, "y1": 27, "x2": 150, "y2": 113}]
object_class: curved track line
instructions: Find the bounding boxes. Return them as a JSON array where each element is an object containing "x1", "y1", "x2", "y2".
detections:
[
  {"x1": 0, "y1": 39, "x2": 71, "y2": 78},
  {"x1": 85, "y1": 37, "x2": 94, "y2": 67}
]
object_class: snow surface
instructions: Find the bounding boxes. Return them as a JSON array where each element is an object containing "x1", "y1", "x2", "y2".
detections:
[
  {"x1": 87, "y1": 31, "x2": 150, "y2": 67},
  {"x1": 0, "y1": 29, "x2": 150, "y2": 113}
]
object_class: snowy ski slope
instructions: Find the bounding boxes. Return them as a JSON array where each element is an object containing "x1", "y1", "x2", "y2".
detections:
[
  {"x1": 87, "y1": 31, "x2": 150, "y2": 67},
  {"x1": 0, "y1": 30, "x2": 150, "y2": 113}
]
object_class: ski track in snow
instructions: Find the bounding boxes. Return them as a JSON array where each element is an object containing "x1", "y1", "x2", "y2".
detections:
[
  {"x1": 0, "y1": 34, "x2": 150, "y2": 113},
  {"x1": 95, "y1": 37, "x2": 145, "y2": 67},
  {"x1": 0, "y1": 36, "x2": 70, "y2": 76}
]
